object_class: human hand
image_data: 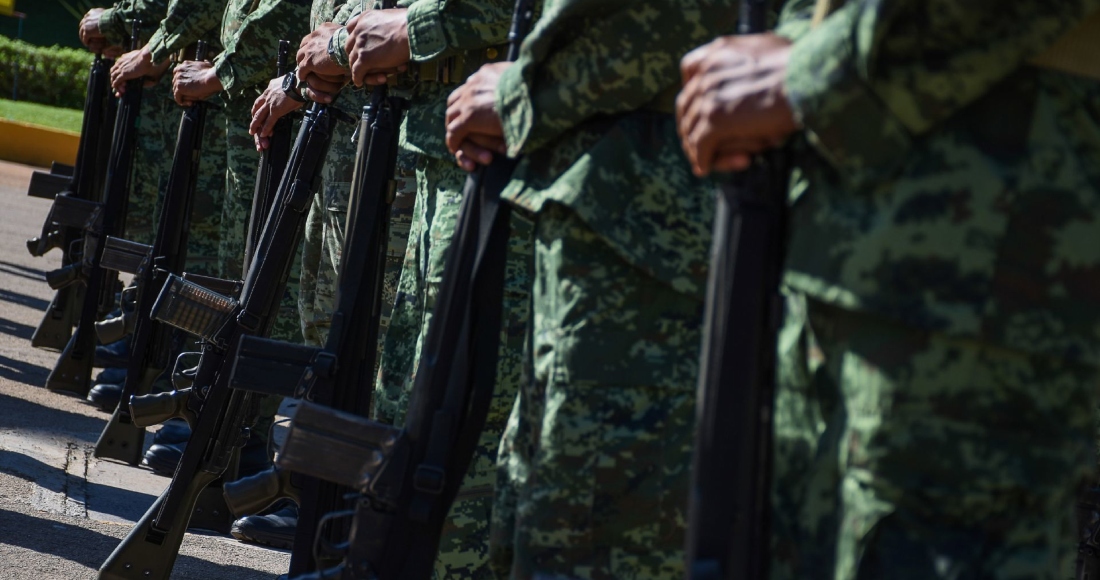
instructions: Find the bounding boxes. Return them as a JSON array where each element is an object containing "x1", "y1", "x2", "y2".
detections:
[
  {"x1": 250, "y1": 76, "x2": 305, "y2": 151},
  {"x1": 445, "y1": 62, "x2": 511, "y2": 171},
  {"x1": 344, "y1": 9, "x2": 410, "y2": 87},
  {"x1": 676, "y1": 33, "x2": 798, "y2": 176},
  {"x1": 79, "y1": 8, "x2": 107, "y2": 52},
  {"x1": 296, "y1": 23, "x2": 349, "y2": 103},
  {"x1": 172, "y1": 60, "x2": 222, "y2": 106},
  {"x1": 110, "y1": 46, "x2": 160, "y2": 94}
]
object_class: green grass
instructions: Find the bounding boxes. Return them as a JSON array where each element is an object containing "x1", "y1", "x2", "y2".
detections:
[{"x1": 0, "y1": 98, "x2": 84, "y2": 133}]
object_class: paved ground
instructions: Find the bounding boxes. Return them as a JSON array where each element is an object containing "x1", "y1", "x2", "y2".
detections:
[{"x1": 0, "y1": 160, "x2": 290, "y2": 579}]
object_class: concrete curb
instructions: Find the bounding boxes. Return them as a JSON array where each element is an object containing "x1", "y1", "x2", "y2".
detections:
[{"x1": 0, "y1": 118, "x2": 78, "y2": 168}]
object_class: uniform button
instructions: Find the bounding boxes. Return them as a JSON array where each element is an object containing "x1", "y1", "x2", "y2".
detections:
[{"x1": 486, "y1": 47, "x2": 499, "y2": 60}]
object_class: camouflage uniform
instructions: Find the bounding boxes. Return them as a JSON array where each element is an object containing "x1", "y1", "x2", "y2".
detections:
[
  {"x1": 214, "y1": 0, "x2": 311, "y2": 343},
  {"x1": 488, "y1": 0, "x2": 737, "y2": 577},
  {"x1": 769, "y1": 1, "x2": 1100, "y2": 578},
  {"x1": 327, "y1": 1, "x2": 522, "y2": 577},
  {"x1": 98, "y1": 0, "x2": 224, "y2": 276}
]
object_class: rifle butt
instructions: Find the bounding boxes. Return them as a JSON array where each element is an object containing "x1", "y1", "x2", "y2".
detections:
[
  {"x1": 31, "y1": 288, "x2": 77, "y2": 351},
  {"x1": 188, "y1": 480, "x2": 234, "y2": 534},
  {"x1": 45, "y1": 331, "x2": 94, "y2": 397},
  {"x1": 94, "y1": 407, "x2": 146, "y2": 465},
  {"x1": 97, "y1": 470, "x2": 219, "y2": 580}
]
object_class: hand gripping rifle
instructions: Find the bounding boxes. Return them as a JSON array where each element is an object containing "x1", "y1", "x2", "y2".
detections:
[
  {"x1": 97, "y1": 100, "x2": 350, "y2": 580},
  {"x1": 246, "y1": 39, "x2": 295, "y2": 264},
  {"x1": 270, "y1": 1, "x2": 536, "y2": 577},
  {"x1": 93, "y1": 42, "x2": 215, "y2": 466},
  {"x1": 45, "y1": 21, "x2": 145, "y2": 397},
  {"x1": 223, "y1": 60, "x2": 406, "y2": 576},
  {"x1": 684, "y1": 1, "x2": 789, "y2": 578},
  {"x1": 27, "y1": 52, "x2": 118, "y2": 352}
]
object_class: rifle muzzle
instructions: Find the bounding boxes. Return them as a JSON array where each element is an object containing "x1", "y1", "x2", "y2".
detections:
[
  {"x1": 222, "y1": 466, "x2": 300, "y2": 517},
  {"x1": 45, "y1": 263, "x2": 83, "y2": 290},
  {"x1": 26, "y1": 229, "x2": 64, "y2": 257},
  {"x1": 94, "y1": 310, "x2": 135, "y2": 344},
  {"x1": 129, "y1": 388, "x2": 195, "y2": 428}
]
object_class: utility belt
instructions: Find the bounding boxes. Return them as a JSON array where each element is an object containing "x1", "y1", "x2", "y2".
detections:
[
  {"x1": 173, "y1": 41, "x2": 222, "y2": 63},
  {"x1": 1029, "y1": 9, "x2": 1100, "y2": 80},
  {"x1": 415, "y1": 44, "x2": 508, "y2": 85}
]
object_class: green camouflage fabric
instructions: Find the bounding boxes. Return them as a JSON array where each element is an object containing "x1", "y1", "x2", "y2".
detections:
[
  {"x1": 493, "y1": 203, "x2": 700, "y2": 579},
  {"x1": 145, "y1": 0, "x2": 228, "y2": 64},
  {"x1": 771, "y1": 294, "x2": 1098, "y2": 579},
  {"x1": 128, "y1": 77, "x2": 227, "y2": 277},
  {"x1": 781, "y1": 0, "x2": 1100, "y2": 366},
  {"x1": 98, "y1": 0, "x2": 171, "y2": 47},
  {"x1": 372, "y1": 157, "x2": 531, "y2": 580},
  {"x1": 768, "y1": 2, "x2": 1100, "y2": 578},
  {"x1": 215, "y1": 0, "x2": 311, "y2": 342}
]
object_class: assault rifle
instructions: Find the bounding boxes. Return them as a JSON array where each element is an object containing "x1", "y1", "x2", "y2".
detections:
[
  {"x1": 27, "y1": 53, "x2": 118, "y2": 351},
  {"x1": 93, "y1": 42, "x2": 215, "y2": 466},
  {"x1": 270, "y1": 1, "x2": 536, "y2": 576},
  {"x1": 45, "y1": 21, "x2": 146, "y2": 397},
  {"x1": 684, "y1": 1, "x2": 788, "y2": 578},
  {"x1": 246, "y1": 39, "x2": 294, "y2": 264},
  {"x1": 98, "y1": 100, "x2": 349, "y2": 580},
  {"x1": 224, "y1": 69, "x2": 405, "y2": 576}
]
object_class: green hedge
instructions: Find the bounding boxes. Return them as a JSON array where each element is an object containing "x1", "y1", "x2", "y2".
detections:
[{"x1": 0, "y1": 36, "x2": 92, "y2": 110}]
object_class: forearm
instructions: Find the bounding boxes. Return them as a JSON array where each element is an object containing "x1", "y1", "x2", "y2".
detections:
[
  {"x1": 145, "y1": 0, "x2": 226, "y2": 64},
  {"x1": 215, "y1": 0, "x2": 312, "y2": 94}
]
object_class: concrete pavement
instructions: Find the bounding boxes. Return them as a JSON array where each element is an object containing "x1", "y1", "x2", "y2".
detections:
[{"x1": 0, "y1": 160, "x2": 290, "y2": 579}]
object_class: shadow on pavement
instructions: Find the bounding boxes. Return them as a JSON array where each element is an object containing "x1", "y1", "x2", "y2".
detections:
[
  {"x1": 0, "y1": 288, "x2": 50, "y2": 311},
  {"x1": 0, "y1": 449, "x2": 157, "y2": 511},
  {"x1": 0, "y1": 260, "x2": 47, "y2": 282},
  {"x1": 0, "y1": 391, "x2": 106, "y2": 442},
  {"x1": 0, "y1": 508, "x2": 280, "y2": 579},
  {"x1": 0, "y1": 353, "x2": 49, "y2": 385},
  {"x1": 0, "y1": 315, "x2": 35, "y2": 341}
]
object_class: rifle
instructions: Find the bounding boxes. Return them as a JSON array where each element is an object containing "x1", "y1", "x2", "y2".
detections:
[
  {"x1": 93, "y1": 42, "x2": 215, "y2": 466},
  {"x1": 27, "y1": 53, "x2": 118, "y2": 352},
  {"x1": 45, "y1": 21, "x2": 145, "y2": 397},
  {"x1": 98, "y1": 100, "x2": 350, "y2": 580},
  {"x1": 271, "y1": 1, "x2": 536, "y2": 576},
  {"x1": 245, "y1": 39, "x2": 295, "y2": 265},
  {"x1": 223, "y1": 66, "x2": 406, "y2": 576},
  {"x1": 684, "y1": 1, "x2": 788, "y2": 578}
]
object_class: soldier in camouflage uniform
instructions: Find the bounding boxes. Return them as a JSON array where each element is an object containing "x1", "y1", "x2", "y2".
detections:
[
  {"x1": 445, "y1": 0, "x2": 738, "y2": 576},
  {"x1": 172, "y1": 0, "x2": 312, "y2": 343},
  {"x1": 108, "y1": 0, "x2": 229, "y2": 277},
  {"x1": 676, "y1": 0, "x2": 1100, "y2": 577}
]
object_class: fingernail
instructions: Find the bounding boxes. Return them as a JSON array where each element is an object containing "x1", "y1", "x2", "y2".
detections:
[{"x1": 478, "y1": 152, "x2": 492, "y2": 164}]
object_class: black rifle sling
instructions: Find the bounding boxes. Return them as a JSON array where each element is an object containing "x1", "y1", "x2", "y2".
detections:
[{"x1": 685, "y1": 1, "x2": 788, "y2": 579}]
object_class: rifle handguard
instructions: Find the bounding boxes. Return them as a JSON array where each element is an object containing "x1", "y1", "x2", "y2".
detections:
[
  {"x1": 222, "y1": 465, "x2": 301, "y2": 517},
  {"x1": 100, "y1": 236, "x2": 152, "y2": 274},
  {"x1": 277, "y1": 400, "x2": 402, "y2": 492},
  {"x1": 45, "y1": 263, "x2": 83, "y2": 290},
  {"x1": 150, "y1": 274, "x2": 238, "y2": 341},
  {"x1": 129, "y1": 388, "x2": 195, "y2": 428}
]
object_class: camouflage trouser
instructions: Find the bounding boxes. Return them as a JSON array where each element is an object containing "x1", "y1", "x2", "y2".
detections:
[
  {"x1": 490, "y1": 202, "x2": 699, "y2": 580},
  {"x1": 297, "y1": 149, "x2": 416, "y2": 350},
  {"x1": 126, "y1": 77, "x2": 223, "y2": 276},
  {"x1": 373, "y1": 155, "x2": 532, "y2": 579},
  {"x1": 222, "y1": 96, "x2": 302, "y2": 343},
  {"x1": 771, "y1": 294, "x2": 1098, "y2": 580}
]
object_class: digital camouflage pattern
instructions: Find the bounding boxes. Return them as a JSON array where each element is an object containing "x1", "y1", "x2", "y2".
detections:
[
  {"x1": 770, "y1": 1, "x2": 1100, "y2": 578},
  {"x1": 771, "y1": 295, "x2": 1098, "y2": 579},
  {"x1": 145, "y1": 0, "x2": 228, "y2": 64},
  {"x1": 487, "y1": 0, "x2": 736, "y2": 575},
  {"x1": 216, "y1": 0, "x2": 311, "y2": 342},
  {"x1": 97, "y1": 0, "x2": 170, "y2": 47}
]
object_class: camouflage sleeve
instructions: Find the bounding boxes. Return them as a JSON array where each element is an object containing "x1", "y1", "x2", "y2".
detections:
[
  {"x1": 325, "y1": 1, "x2": 360, "y2": 68},
  {"x1": 495, "y1": 0, "x2": 736, "y2": 157},
  {"x1": 404, "y1": 0, "x2": 513, "y2": 62},
  {"x1": 145, "y1": 0, "x2": 228, "y2": 64},
  {"x1": 785, "y1": 0, "x2": 1100, "y2": 183},
  {"x1": 213, "y1": 0, "x2": 312, "y2": 96},
  {"x1": 98, "y1": 0, "x2": 172, "y2": 47}
]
